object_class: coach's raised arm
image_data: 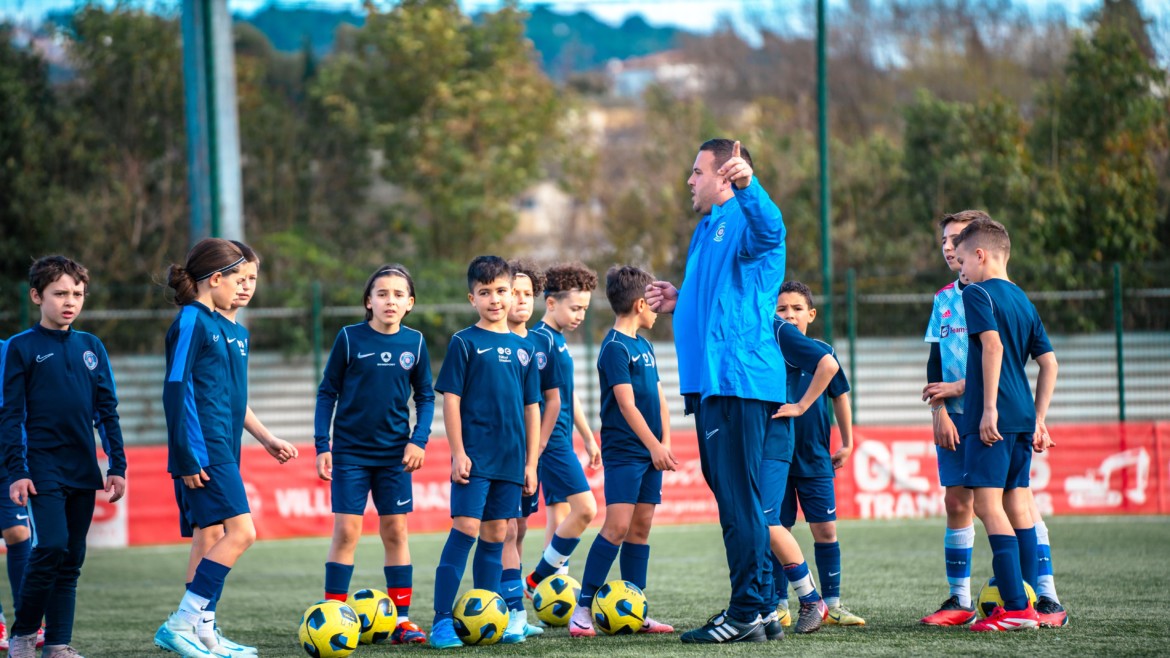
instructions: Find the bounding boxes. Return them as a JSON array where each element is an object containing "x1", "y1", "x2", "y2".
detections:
[{"x1": 647, "y1": 138, "x2": 788, "y2": 644}]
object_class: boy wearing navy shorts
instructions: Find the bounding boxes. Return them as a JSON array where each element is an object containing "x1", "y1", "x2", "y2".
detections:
[
  {"x1": 952, "y1": 217, "x2": 1057, "y2": 632},
  {"x1": 0, "y1": 256, "x2": 127, "y2": 658},
  {"x1": 429, "y1": 256, "x2": 541, "y2": 649}
]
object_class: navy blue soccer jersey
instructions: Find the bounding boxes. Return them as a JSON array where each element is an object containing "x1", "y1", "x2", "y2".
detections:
[
  {"x1": 518, "y1": 329, "x2": 563, "y2": 399},
  {"x1": 163, "y1": 302, "x2": 239, "y2": 476},
  {"x1": 315, "y1": 323, "x2": 435, "y2": 466},
  {"x1": 768, "y1": 317, "x2": 834, "y2": 461},
  {"x1": 217, "y1": 315, "x2": 250, "y2": 451},
  {"x1": 790, "y1": 352, "x2": 850, "y2": 478},
  {"x1": 596, "y1": 329, "x2": 662, "y2": 465},
  {"x1": 435, "y1": 325, "x2": 541, "y2": 485},
  {"x1": 530, "y1": 321, "x2": 574, "y2": 449},
  {"x1": 960, "y1": 279, "x2": 1053, "y2": 437},
  {"x1": 0, "y1": 326, "x2": 126, "y2": 489}
]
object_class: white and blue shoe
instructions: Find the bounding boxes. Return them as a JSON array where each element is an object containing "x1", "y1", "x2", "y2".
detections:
[
  {"x1": 214, "y1": 626, "x2": 257, "y2": 655},
  {"x1": 500, "y1": 610, "x2": 527, "y2": 644},
  {"x1": 154, "y1": 612, "x2": 212, "y2": 657}
]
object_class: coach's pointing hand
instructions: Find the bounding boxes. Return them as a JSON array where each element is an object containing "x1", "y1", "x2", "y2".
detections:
[{"x1": 717, "y1": 140, "x2": 753, "y2": 190}]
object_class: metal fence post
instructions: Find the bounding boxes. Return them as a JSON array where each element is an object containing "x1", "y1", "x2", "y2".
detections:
[
  {"x1": 1113, "y1": 262, "x2": 1126, "y2": 422},
  {"x1": 846, "y1": 268, "x2": 857, "y2": 422},
  {"x1": 312, "y1": 280, "x2": 323, "y2": 381}
]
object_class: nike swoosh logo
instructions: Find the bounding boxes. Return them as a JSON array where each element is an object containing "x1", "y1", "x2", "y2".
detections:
[
  {"x1": 631, "y1": 355, "x2": 641, "y2": 363},
  {"x1": 507, "y1": 586, "x2": 520, "y2": 592},
  {"x1": 763, "y1": 508, "x2": 774, "y2": 514},
  {"x1": 828, "y1": 571, "x2": 840, "y2": 577},
  {"x1": 394, "y1": 594, "x2": 409, "y2": 600},
  {"x1": 357, "y1": 352, "x2": 374, "y2": 359},
  {"x1": 15, "y1": 514, "x2": 27, "y2": 520},
  {"x1": 557, "y1": 345, "x2": 567, "y2": 352},
  {"x1": 477, "y1": 347, "x2": 493, "y2": 354},
  {"x1": 705, "y1": 429, "x2": 719, "y2": 440},
  {"x1": 226, "y1": 337, "x2": 236, "y2": 343},
  {"x1": 397, "y1": 498, "x2": 411, "y2": 506},
  {"x1": 826, "y1": 507, "x2": 836, "y2": 514},
  {"x1": 36, "y1": 354, "x2": 53, "y2": 362},
  {"x1": 177, "y1": 635, "x2": 210, "y2": 655}
]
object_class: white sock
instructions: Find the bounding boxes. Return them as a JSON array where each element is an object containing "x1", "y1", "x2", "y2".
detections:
[
  {"x1": 1035, "y1": 521, "x2": 1060, "y2": 603},
  {"x1": 556, "y1": 558, "x2": 570, "y2": 576},
  {"x1": 177, "y1": 590, "x2": 211, "y2": 627},
  {"x1": 197, "y1": 610, "x2": 217, "y2": 648},
  {"x1": 541, "y1": 545, "x2": 571, "y2": 571}
]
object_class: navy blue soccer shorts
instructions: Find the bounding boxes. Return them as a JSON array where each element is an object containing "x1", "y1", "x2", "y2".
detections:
[
  {"x1": 450, "y1": 476, "x2": 522, "y2": 521},
  {"x1": 759, "y1": 458, "x2": 791, "y2": 527},
  {"x1": 602, "y1": 461, "x2": 662, "y2": 506},
  {"x1": 539, "y1": 442, "x2": 590, "y2": 504},
  {"x1": 780, "y1": 476, "x2": 837, "y2": 527},
  {"x1": 0, "y1": 495, "x2": 29, "y2": 532},
  {"x1": 520, "y1": 483, "x2": 541, "y2": 518},
  {"x1": 174, "y1": 462, "x2": 251, "y2": 537},
  {"x1": 936, "y1": 443, "x2": 967, "y2": 488},
  {"x1": 331, "y1": 462, "x2": 413, "y2": 516},
  {"x1": 962, "y1": 432, "x2": 1033, "y2": 490}
]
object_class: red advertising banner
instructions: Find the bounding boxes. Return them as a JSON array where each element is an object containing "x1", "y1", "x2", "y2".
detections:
[{"x1": 84, "y1": 421, "x2": 1167, "y2": 547}]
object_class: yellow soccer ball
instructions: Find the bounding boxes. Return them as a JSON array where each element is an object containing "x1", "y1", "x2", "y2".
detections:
[
  {"x1": 298, "y1": 600, "x2": 360, "y2": 658},
  {"x1": 452, "y1": 588, "x2": 509, "y2": 645},
  {"x1": 591, "y1": 580, "x2": 647, "y2": 635},
  {"x1": 976, "y1": 578, "x2": 1038, "y2": 618},
  {"x1": 346, "y1": 588, "x2": 398, "y2": 645},
  {"x1": 533, "y1": 575, "x2": 581, "y2": 627}
]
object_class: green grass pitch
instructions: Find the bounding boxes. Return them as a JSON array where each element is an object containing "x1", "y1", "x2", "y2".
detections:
[{"x1": 47, "y1": 516, "x2": 1170, "y2": 655}]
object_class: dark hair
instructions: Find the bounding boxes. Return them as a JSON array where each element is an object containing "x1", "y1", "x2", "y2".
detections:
[
  {"x1": 467, "y1": 255, "x2": 512, "y2": 292},
  {"x1": 166, "y1": 238, "x2": 246, "y2": 306},
  {"x1": 544, "y1": 262, "x2": 598, "y2": 300},
  {"x1": 605, "y1": 265, "x2": 654, "y2": 315},
  {"x1": 938, "y1": 209, "x2": 991, "y2": 232},
  {"x1": 953, "y1": 216, "x2": 1011, "y2": 257},
  {"x1": 507, "y1": 259, "x2": 546, "y2": 294},
  {"x1": 230, "y1": 240, "x2": 261, "y2": 265},
  {"x1": 779, "y1": 280, "x2": 815, "y2": 308},
  {"x1": 29, "y1": 255, "x2": 89, "y2": 296},
  {"x1": 699, "y1": 138, "x2": 754, "y2": 173},
  {"x1": 363, "y1": 264, "x2": 416, "y2": 321}
]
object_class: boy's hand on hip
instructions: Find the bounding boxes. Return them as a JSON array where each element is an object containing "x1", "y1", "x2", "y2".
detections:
[
  {"x1": 106, "y1": 475, "x2": 127, "y2": 503},
  {"x1": 9, "y1": 479, "x2": 35, "y2": 506}
]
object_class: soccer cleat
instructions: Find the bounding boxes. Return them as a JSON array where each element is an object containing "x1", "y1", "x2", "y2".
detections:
[
  {"x1": 391, "y1": 620, "x2": 427, "y2": 644},
  {"x1": 0, "y1": 619, "x2": 8, "y2": 650},
  {"x1": 37, "y1": 626, "x2": 46, "y2": 648},
  {"x1": 523, "y1": 619, "x2": 544, "y2": 637},
  {"x1": 825, "y1": 604, "x2": 866, "y2": 626},
  {"x1": 762, "y1": 611, "x2": 784, "y2": 641},
  {"x1": 776, "y1": 605, "x2": 792, "y2": 627},
  {"x1": 41, "y1": 646, "x2": 85, "y2": 658},
  {"x1": 920, "y1": 595, "x2": 977, "y2": 626},
  {"x1": 154, "y1": 612, "x2": 213, "y2": 657},
  {"x1": 794, "y1": 599, "x2": 827, "y2": 634},
  {"x1": 523, "y1": 572, "x2": 540, "y2": 600},
  {"x1": 568, "y1": 606, "x2": 595, "y2": 638},
  {"x1": 639, "y1": 616, "x2": 675, "y2": 634},
  {"x1": 679, "y1": 611, "x2": 765, "y2": 644},
  {"x1": 501, "y1": 610, "x2": 528, "y2": 644},
  {"x1": 7, "y1": 633, "x2": 38, "y2": 658},
  {"x1": 970, "y1": 605, "x2": 1040, "y2": 632},
  {"x1": 213, "y1": 626, "x2": 256, "y2": 655},
  {"x1": 428, "y1": 618, "x2": 462, "y2": 650},
  {"x1": 1035, "y1": 597, "x2": 1069, "y2": 628}
]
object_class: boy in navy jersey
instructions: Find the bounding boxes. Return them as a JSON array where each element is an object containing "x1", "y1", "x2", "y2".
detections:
[
  {"x1": 569, "y1": 266, "x2": 676, "y2": 638},
  {"x1": 921, "y1": 211, "x2": 1067, "y2": 627},
  {"x1": 952, "y1": 217, "x2": 1057, "y2": 632},
  {"x1": 316, "y1": 265, "x2": 434, "y2": 644},
  {"x1": 773, "y1": 283, "x2": 862, "y2": 628},
  {"x1": 0, "y1": 339, "x2": 36, "y2": 651},
  {"x1": 429, "y1": 256, "x2": 541, "y2": 649},
  {"x1": 524, "y1": 264, "x2": 601, "y2": 594},
  {"x1": 755, "y1": 290, "x2": 840, "y2": 639},
  {"x1": 0, "y1": 256, "x2": 127, "y2": 658},
  {"x1": 500, "y1": 260, "x2": 555, "y2": 642}
]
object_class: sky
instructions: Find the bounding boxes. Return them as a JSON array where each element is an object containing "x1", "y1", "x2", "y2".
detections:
[{"x1": 2, "y1": 0, "x2": 1149, "y2": 35}]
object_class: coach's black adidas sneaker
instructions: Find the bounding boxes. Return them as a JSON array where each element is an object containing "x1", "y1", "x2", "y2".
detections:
[
  {"x1": 763, "y1": 611, "x2": 785, "y2": 641},
  {"x1": 680, "y1": 610, "x2": 766, "y2": 644}
]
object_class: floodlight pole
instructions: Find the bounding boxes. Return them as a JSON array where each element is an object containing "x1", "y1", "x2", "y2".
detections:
[
  {"x1": 181, "y1": 0, "x2": 244, "y2": 245},
  {"x1": 817, "y1": 0, "x2": 832, "y2": 344}
]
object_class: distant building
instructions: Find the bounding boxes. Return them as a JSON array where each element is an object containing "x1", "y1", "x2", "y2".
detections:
[{"x1": 607, "y1": 49, "x2": 708, "y2": 99}]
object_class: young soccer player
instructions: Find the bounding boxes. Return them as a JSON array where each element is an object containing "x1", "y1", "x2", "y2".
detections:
[
  {"x1": 429, "y1": 256, "x2": 541, "y2": 650},
  {"x1": 755, "y1": 293, "x2": 840, "y2": 640},
  {"x1": 500, "y1": 259, "x2": 554, "y2": 641},
  {"x1": 921, "y1": 211, "x2": 1067, "y2": 627},
  {"x1": 0, "y1": 346, "x2": 37, "y2": 651},
  {"x1": 568, "y1": 266, "x2": 676, "y2": 638},
  {"x1": 176, "y1": 241, "x2": 297, "y2": 655},
  {"x1": 154, "y1": 239, "x2": 259, "y2": 658},
  {"x1": 951, "y1": 217, "x2": 1057, "y2": 632},
  {"x1": 524, "y1": 263, "x2": 601, "y2": 594},
  {"x1": 315, "y1": 264, "x2": 435, "y2": 644},
  {"x1": 773, "y1": 282, "x2": 863, "y2": 627},
  {"x1": 0, "y1": 256, "x2": 127, "y2": 658}
]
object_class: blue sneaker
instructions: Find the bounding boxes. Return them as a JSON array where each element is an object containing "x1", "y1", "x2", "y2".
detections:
[
  {"x1": 154, "y1": 612, "x2": 212, "y2": 657},
  {"x1": 524, "y1": 621, "x2": 544, "y2": 637},
  {"x1": 428, "y1": 618, "x2": 462, "y2": 650},
  {"x1": 500, "y1": 610, "x2": 527, "y2": 644}
]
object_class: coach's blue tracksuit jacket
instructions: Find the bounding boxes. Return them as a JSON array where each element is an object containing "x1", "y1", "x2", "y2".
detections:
[
  {"x1": 0, "y1": 327, "x2": 126, "y2": 490},
  {"x1": 674, "y1": 177, "x2": 787, "y2": 402}
]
